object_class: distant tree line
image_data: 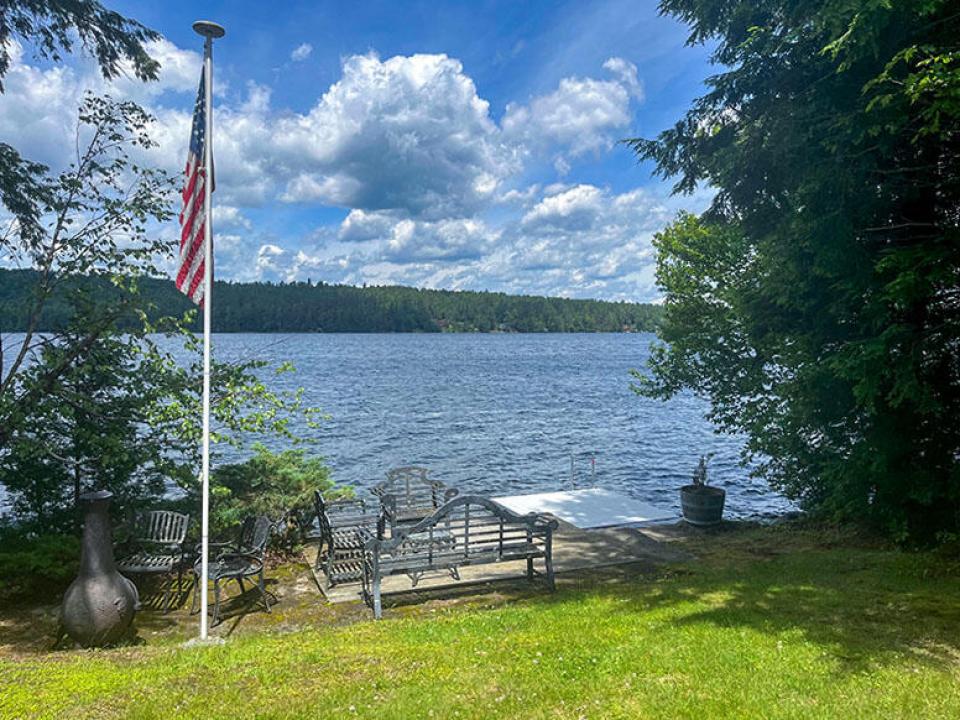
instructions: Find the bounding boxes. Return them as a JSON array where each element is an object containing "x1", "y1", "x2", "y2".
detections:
[{"x1": 0, "y1": 269, "x2": 663, "y2": 334}]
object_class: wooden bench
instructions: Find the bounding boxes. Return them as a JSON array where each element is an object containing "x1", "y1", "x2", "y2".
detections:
[
  {"x1": 371, "y1": 466, "x2": 458, "y2": 532},
  {"x1": 361, "y1": 495, "x2": 558, "y2": 619}
]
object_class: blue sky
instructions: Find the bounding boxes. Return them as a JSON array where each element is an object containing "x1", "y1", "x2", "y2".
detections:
[{"x1": 2, "y1": 0, "x2": 715, "y2": 301}]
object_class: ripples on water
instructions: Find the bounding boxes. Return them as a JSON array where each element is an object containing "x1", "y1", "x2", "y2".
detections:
[{"x1": 200, "y1": 333, "x2": 794, "y2": 519}]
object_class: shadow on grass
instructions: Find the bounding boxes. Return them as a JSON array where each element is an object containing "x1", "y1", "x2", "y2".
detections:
[
  {"x1": 636, "y1": 553, "x2": 960, "y2": 673},
  {"x1": 378, "y1": 538, "x2": 960, "y2": 675},
  {"x1": 6, "y1": 522, "x2": 960, "y2": 676}
]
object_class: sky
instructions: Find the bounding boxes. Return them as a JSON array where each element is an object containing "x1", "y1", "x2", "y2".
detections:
[{"x1": 1, "y1": 0, "x2": 716, "y2": 302}]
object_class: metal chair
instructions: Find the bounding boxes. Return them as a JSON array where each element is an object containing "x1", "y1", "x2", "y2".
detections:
[
  {"x1": 116, "y1": 510, "x2": 190, "y2": 612},
  {"x1": 371, "y1": 466, "x2": 458, "y2": 533},
  {"x1": 313, "y1": 491, "x2": 378, "y2": 585},
  {"x1": 191, "y1": 515, "x2": 274, "y2": 626}
]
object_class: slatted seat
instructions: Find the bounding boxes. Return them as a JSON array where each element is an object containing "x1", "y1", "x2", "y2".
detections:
[
  {"x1": 117, "y1": 552, "x2": 178, "y2": 574},
  {"x1": 371, "y1": 466, "x2": 458, "y2": 532},
  {"x1": 362, "y1": 495, "x2": 558, "y2": 619},
  {"x1": 116, "y1": 510, "x2": 190, "y2": 613}
]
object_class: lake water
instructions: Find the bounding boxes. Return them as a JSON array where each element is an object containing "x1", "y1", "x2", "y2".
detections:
[
  {"x1": 1, "y1": 332, "x2": 795, "y2": 519},
  {"x1": 201, "y1": 333, "x2": 793, "y2": 519}
]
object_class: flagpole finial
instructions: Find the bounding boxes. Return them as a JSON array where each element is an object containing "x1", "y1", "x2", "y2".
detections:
[{"x1": 192, "y1": 20, "x2": 225, "y2": 39}]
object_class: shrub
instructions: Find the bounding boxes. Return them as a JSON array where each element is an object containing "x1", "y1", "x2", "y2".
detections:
[
  {"x1": 201, "y1": 444, "x2": 351, "y2": 549},
  {"x1": 0, "y1": 527, "x2": 80, "y2": 602}
]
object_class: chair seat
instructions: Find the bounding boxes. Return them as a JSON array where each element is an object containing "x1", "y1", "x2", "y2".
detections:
[
  {"x1": 328, "y1": 511, "x2": 375, "y2": 528},
  {"x1": 391, "y1": 506, "x2": 436, "y2": 523},
  {"x1": 117, "y1": 552, "x2": 179, "y2": 574}
]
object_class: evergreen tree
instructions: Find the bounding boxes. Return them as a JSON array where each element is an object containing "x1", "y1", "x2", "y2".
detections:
[{"x1": 630, "y1": 0, "x2": 960, "y2": 541}]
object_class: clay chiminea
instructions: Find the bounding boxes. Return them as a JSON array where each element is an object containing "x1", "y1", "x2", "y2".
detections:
[{"x1": 60, "y1": 490, "x2": 139, "y2": 647}]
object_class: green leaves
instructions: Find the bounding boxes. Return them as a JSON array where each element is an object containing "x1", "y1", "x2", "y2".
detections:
[
  {"x1": 0, "y1": 1, "x2": 160, "y2": 93},
  {"x1": 632, "y1": 0, "x2": 960, "y2": 542},
  {"x1": 0, "y1": 93, "x2": 328, "y2": 533},
  {"x1": 198, "y1": 444, "x2": 347, "y2": 543}
]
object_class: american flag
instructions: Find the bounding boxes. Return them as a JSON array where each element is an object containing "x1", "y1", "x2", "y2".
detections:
[{"x1": 177, "y1": 74, "x2": 212, "y2": 305}]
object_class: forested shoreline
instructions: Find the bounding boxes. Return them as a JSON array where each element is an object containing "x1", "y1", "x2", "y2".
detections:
[{"x1": 0, "y1": 269, "x2": 662, "y2": 333}]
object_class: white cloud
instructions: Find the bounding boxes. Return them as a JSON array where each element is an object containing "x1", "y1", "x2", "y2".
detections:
[
  {"x1": 602, "y1": 57, "x2": 643, "y2": 100},
  {"x1": 521, "y1": 184, "x2": 604, "y2": 231},
  {"x1": 268, "y1": 183, "x2": 709, "y2": 301},
  {"x1": 338, "y1": 209, "x2": 398, "y2": 243},
  {"x1": 502, "y1": 58, "x2": 640, "y2": 159},
  {"x1": 274, "y1": 52, "x2": 518, "y2": 219},
  {"x1": 0, "y1": 38, "x2": 713, "y2": 301},
  {"x1": 485, "y1": 185, "x2": 670, "y2": 298},
  {"x1": 382, "y1": 217, "x2": 496, "y2": 262},
  {"x1": 213, "y1": 205, "x2": 251, "y2": 231},
  {"x1": 497, "y1": 184, "x2": 540, "y2": 206},
  {"x1": 337, "y1": 211, "x2": 497, "y2": 261},
  {"x1": 290, "y1": 43, "x2": 313, "y2": 62},
  {"x1": 255, "y1": 243, "x2": 288, "y2": 278}
]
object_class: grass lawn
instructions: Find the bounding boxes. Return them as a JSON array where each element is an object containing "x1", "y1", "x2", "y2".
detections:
[{"x1": 3, "y1": 522, "x2": 960, "y2": 719}]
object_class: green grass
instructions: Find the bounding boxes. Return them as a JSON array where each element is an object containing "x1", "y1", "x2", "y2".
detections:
[{"x1": 3, "y1": 524, "x2": 960, "y2": 719}]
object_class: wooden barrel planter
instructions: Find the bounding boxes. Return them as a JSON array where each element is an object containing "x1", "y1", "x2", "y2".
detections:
[{"x1": 680, "y1": 484, "x2": 726, "y2": 526}]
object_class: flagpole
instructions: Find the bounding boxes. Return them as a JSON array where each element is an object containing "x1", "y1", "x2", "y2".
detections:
[{"x1": 193, "y1": 19, "x2": 224, "y2": 642}]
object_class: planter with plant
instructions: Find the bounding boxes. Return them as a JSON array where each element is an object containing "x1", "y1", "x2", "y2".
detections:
[{"x1": 680, "y1": 454, "x2": 725, "y2": 526}]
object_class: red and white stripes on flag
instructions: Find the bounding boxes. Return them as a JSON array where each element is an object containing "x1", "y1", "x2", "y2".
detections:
[{"x1": 177, "y1": 74, "x2": 211, "y2": 305}]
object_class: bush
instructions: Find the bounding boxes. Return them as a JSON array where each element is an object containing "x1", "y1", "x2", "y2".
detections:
[
  {"x1": 201, "y1": 444, "x2": 351, "y2": 550},
  {"x1": 0, "y1": 527, "x2": 80, "y2": 602}
]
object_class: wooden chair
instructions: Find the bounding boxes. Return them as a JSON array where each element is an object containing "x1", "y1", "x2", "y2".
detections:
[{"x1": 116, "y1": 510, "x2": 190, "y2": 613}]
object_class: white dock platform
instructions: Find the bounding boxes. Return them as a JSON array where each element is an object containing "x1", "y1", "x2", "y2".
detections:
[{"x1": 492, "y1": 487, "x2": 677, "y2": 529}]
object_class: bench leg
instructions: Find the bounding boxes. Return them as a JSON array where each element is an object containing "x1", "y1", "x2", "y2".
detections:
[
  {"x1": 325, "y1": 550, "x2": 336, "y2": 586},
  {"x1": 545, "y1": 535, "x2": 556, "y2": 591},
  {"x1": 372, "y1": 574, "x2": 382, "y2": 620},
  {"x1": 190, "y1": 574, "x2": 200, "y2": 614},
  {"x1": 526, "y1": 557, "x2": 534, "y2": 581}
]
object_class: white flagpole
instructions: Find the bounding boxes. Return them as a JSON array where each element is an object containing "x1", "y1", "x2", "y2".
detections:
[{"x1": 193, "y1": 19, "x2": 224, "y2": 642}]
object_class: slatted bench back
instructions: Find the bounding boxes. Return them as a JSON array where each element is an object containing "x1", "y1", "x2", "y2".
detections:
[
  {"x1": 134, "y1": 510, "x2": 190, "y2": 547},
  {"x1": 376, "y1": 495, "x2": 556, "y2": 566}
]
